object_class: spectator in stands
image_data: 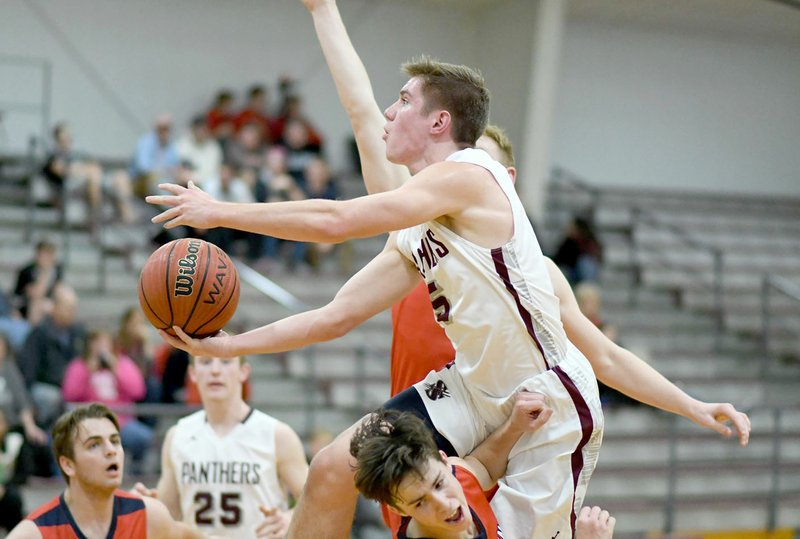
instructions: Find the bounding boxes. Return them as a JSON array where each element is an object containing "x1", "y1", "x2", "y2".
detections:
[
  {"x1": 18, "y1": 284, "x2": 86, "y2": 428},
  {"x1": 282, "y1": 119, "x2": 321, "y2": 190},
  {"x1": 130, "y1": 114, "x2": 180, "y2": 198},
  {"x1": 42, "y1": 123, "x2": 135, "y2": 227},
  {"x1": 0, "y1": 332, "x2": 49, "y2": 486},
  {"x1": 552, "y1": 215, "x2": 604, "y2": 285},
  {"x1": 575, "y1": 283, "x2": 638, "y2": 409},
  {"x1": 0, "y1": 289, "x2": 30, "y2": 353},
  {"x1": 304, "y1": 157, "x2": 338, "y2": 270},
  {"x1": 176, "y1": 115, "x2": 222, "y2": 186},
  {"x1": 62, "y1": 329, "x2": 153, "y2": 475},
  {"x1": 115, "y1": 306, "x2": 160, "y2": 418},
  {"x1": 273, "y1": 92, "x2": 323, "y2": 152},
  {"x1": 234, "y1": 84, "x2": 274, "y2": 144},
  {"x1": 13, "y1": 240, "x2": 62, "y2": 324},
  {"x1": 0, "y1": 408, "x2": 25, "y2": 532},
  {"x1": 205, "y1": 89, "x2": 236, "y2": 154},
  {"x1": 260, "y1": 147, "x2": 309, "y2": 273},
  {"x1": 203, "y1": 162, "x2": 262, "y2": 260},
  {"x1": 227, "y1": 121, "x2": 267, "y2": 187}
]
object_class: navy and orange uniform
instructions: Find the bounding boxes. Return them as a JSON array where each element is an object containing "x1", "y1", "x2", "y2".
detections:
[
  {"x1": 27, "y1": 490, "x2": 147, "y2": 538},
  {"x1": 383, "y1": 465, "x2": 503, "y2": 539}
]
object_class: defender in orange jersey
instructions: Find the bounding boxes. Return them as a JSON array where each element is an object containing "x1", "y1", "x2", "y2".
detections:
[{"x1": 7, "y1": 404, "x2": 219, "y2": 539}]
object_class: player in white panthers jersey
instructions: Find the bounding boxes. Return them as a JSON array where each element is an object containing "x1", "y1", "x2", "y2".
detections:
[{"x1": 134, "y1": 355, "x2": 308, "y2": 538}]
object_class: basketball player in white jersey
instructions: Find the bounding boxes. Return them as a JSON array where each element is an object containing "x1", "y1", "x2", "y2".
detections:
[
  {"x1": 133, "y1": 354, "x2": 308, "y2": 538},
  {"x1": 145, "y1": 13, "x2": 744, "y2": 539},
  {"x1": 148, "y1": 57, "x2": 601, "y2": 537}
]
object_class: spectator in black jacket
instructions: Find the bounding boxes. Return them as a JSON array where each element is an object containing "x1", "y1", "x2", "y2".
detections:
[{"x1": 18, "y1": 285, "x2": 85, "y2": 428}]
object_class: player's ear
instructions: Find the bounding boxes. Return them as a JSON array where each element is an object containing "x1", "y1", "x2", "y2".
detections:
[
  {"x1": 507, "y1": 166, "x2": 517, "y2": 184},
  {"x1": 386, "y1": 503, "x2": 409, "y2": 517},
  {"x1": 430, "y1": 110, "x2": 451, "y2": 135},
  {"x1": 187, "y1": 363, "x2": 197, "y2": 384},
  {"x1": 59, "y1": 455, "x2": 76, "y2": 480},
  {"x1": 239, "y1": 360, "x2": 251, "y2": 381},
  {"x1": 439, "y1": 450, "x2": 449, "y2": 463}
]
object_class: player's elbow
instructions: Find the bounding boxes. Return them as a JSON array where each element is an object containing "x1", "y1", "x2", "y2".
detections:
[{"x1": 317, "y1": 303, "x2": 361, "y2": 340}]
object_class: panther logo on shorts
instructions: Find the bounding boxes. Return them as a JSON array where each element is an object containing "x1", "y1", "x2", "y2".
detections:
[{"x1": 424, "y1": 380, "x2": 450, "y2": 400}]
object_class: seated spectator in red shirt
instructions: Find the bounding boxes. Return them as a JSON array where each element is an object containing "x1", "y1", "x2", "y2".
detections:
[
  {"x1": 206, "y1": 89, "x2": 236, "y2": 151},
  {"x1": 234, "y1": 85, "x2": 274, "y2": 144},
  {"x1": 62, "y1": 330, "x2": 153, "y2": 475},
  {"x1": 273, "y1": 94, "x2": 323, "y2": 152}
]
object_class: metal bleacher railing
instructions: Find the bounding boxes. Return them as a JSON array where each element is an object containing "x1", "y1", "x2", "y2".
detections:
[
  {"x1": 761, "y1": 273, "x2": 800, "y2": 371},
  {"x1": 549, "y1": 167, "x2": 725, "y2": 352}
]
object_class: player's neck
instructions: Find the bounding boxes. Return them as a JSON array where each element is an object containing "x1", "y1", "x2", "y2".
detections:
[
  {"x1": 406, "y1": 140, "x2": 469, "y2": 175},
  {"x1": 409, "y1": 518, "x2": 477, "y2": 539},
  {"x1": 204, "y1": 398, "x2": 250, "y2": 433},
  {"x1": 63, "y1": 484, "x2": 115, "y2": 538}
]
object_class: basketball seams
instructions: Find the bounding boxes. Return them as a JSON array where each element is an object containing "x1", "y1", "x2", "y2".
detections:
[
  {"x1": 139, "y1": 239, "x2": 238, "y2": 339},
  {"x1": 138, "y1": 278, "x2": 168, "y2": 327},
  {"x1": 182, "y1": 241, "x2": 213, "y2": 336},
  {"x1": 191, "y1": 261, "x2": 240, "y2": 337},
  {"x1": 164, "y1": 241, "x2": 180, "y2": 328}
]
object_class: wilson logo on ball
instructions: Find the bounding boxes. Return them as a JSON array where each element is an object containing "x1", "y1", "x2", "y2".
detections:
[
  {"x1": 174, "y1": 239, "x2": 202, "y2": 297},
  {"x1": 138, "y1": 238, "x2": 239, "y2": 338}
]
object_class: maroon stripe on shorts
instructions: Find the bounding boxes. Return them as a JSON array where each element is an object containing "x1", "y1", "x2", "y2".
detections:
[
  {"x1": 553, "y1": 365, "x2": 595, "y2": 537},
  {"x1": 490, "y1": 247, "x2": 548, "y2": 368}
]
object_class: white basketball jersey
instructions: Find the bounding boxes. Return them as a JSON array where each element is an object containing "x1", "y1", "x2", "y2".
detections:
[
  {"x1": 170, "y1": 409, "x2": 288, "y2": 538},
  {"x1": 396, "y1": 148, "x2": 569, "y2": 409}
]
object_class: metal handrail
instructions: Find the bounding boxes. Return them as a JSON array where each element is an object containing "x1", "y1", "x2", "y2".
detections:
[
  {"x1": 550, "y1": 170, "x2": 727, "y2": 351},
  {"x1": 660, "y1": 404, "x2": 800, "y2": 533},
  {"x1": 630, "y1": 207, "x2": 725, "y2": 351},
  {"x1": 761, "y1": 273, "x2": 800, "y2": 368}
]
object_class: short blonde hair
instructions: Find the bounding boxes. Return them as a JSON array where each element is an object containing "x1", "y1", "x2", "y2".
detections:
[{"x1": 482, "y1": 124, "x2": 515, "y2": 167}]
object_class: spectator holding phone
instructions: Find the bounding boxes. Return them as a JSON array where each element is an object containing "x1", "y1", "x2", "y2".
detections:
[{"x1": 62, "y1": 329, "x2": 153, "y2": 474}]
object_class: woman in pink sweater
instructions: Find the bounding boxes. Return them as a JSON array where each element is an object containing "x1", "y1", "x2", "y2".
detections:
[{"x1": 62, "y1": 330, "x2": 153, "y2": 474}]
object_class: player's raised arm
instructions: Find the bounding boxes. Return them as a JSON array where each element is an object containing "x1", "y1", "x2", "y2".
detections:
[
  {"x1": 460, "y1": 391, "x2": 553, "y2": 489},
  {"x1": 301, "y1": 0, "x2": 409, "y2": 193},
  {"x1": 6, "y1": 521, "x2": 43, "y2": 539},
  {"x1": 161, "y1": 234, "x2": 421, "y2": 358},
  {"x1": 546, "y1": 258, "x2": 751, "y2": 446}
]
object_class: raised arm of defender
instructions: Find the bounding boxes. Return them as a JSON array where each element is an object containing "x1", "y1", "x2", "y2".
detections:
[{"x1": 302, "y1": 0, "x2": 409, "y2": 192}]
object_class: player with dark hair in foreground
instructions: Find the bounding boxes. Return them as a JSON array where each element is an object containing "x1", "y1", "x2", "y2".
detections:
[{"x1": 351, "y1": 395, "x2": 612, "y2": 539}]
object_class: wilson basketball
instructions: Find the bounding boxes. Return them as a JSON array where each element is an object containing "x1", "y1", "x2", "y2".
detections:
[{"x1": 138, "y1": 238, "x2": 240, "y2": 338}]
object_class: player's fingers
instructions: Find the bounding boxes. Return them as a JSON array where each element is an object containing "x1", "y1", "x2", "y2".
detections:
[
  {"x1": 578, "y1": 505, "x2": 591, "y2": 519},
  {"x1": 188, "y1": 180, "x2": 204, "y2": 192},
  {"x1": 589, "y1": 505, "x2": 602, "y2": 519},
  {"x1": 172, "y1": 326, "x2": 195, "y2": 346},
  {"x1": 607, "y1": 515, "x2": 617, "y2": 533},
  {"x1": 156, "y1": 182, "x2": 186, "y2": 194},
  {"x1": 150, "y1": 206, "x2": 182, "y2": 225},
  {"x1": 529, "y1": 407, "x2": 553, "y2": 430},
  {"x1": 600, "y1": 509, "x2": 610, "y2": 522},
  {"x1": 157, "y1": 329, "x2": 186, "y2": 349}
]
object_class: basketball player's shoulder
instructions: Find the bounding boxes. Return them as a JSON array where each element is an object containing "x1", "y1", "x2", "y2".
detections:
[
  {"x1": 172, "y1": 409, "x2": 206, "y2": 441},
  {"x1": 6, "y1": 519, "x2": 42, "y2": 539}
]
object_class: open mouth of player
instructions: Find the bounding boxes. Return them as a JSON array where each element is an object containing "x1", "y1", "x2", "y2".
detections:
[
  {"x1": 106, "y1": 463, "x2": 120, "y2": 475},
  {"x1": 445, "y1": 506, "x2": 464, "y2": 524}
]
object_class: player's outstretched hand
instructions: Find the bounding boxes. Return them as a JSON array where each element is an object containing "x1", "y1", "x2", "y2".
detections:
[
  {"x1": 159, "y1": 327, "x2": 232, "y2": 359},
  {"x1": 576, "y1": 506, "x2": 615, "y2": 539},
  {"x1": 509, "y1": 390, "x2": 553, "y2": 434},
  {"x1": 690, "y1": 401, "x2": 751, "y2": 446},
  {"x1": 145, "y1": 181, "x2": 219, "y2": 230},
  {"x1": 130, "y1": 482, "x2": 157, "y2": 498},
  {"x1": 256, "y1": 506, "x2": 291, "y2": 538}
]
